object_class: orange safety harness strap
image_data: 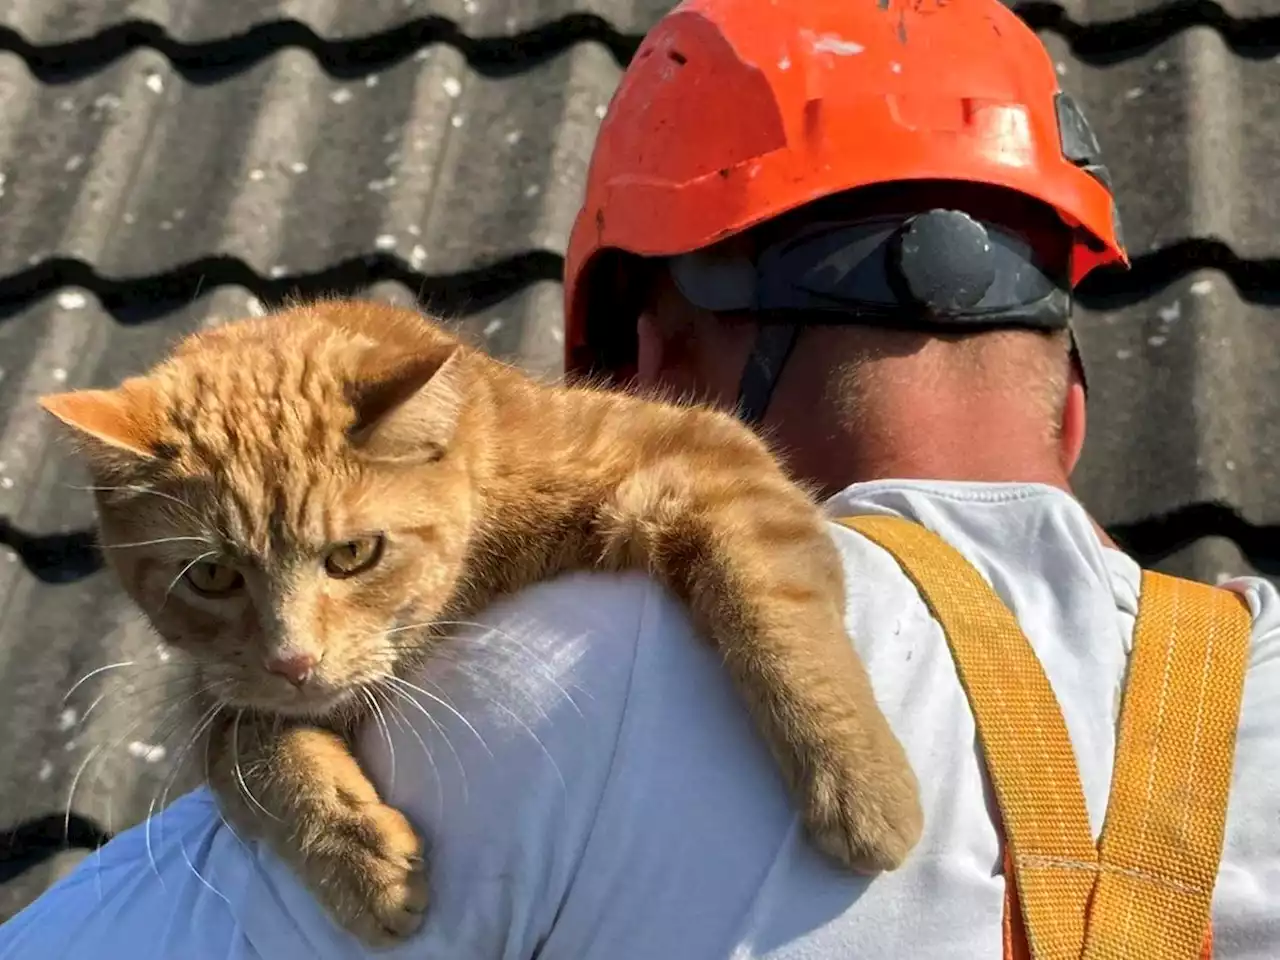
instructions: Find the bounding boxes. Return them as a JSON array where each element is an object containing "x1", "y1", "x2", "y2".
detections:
[{"x1": 834, "y1": 515, "x2": 1252, "y2": 960}]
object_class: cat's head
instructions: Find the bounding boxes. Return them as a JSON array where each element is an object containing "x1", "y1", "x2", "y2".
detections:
[{"x1": 39, "y1": 300, "x2": 478, "y2": 719}]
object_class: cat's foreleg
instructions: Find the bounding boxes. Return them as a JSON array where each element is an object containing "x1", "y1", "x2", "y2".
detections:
[{"x1": 206, "y1": 714, "x2": 429, "y2": 946}]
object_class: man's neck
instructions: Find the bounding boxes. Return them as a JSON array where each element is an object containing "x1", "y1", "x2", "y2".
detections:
[{"x1": 769, "y1": 403, "x2": 1072, "y2": 501}]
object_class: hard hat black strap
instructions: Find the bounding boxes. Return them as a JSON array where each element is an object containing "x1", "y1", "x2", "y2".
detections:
[{"x1": 736, "y1": 323, "x2": 802, "y2": 426}]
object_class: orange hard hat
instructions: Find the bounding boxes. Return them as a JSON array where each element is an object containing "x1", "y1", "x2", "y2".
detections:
[{"x1": 563, "y1": 0, "x2": 1128, "y2": 379}]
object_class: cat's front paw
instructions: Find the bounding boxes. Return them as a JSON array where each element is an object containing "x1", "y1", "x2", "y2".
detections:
[
  {"x1": 303, "y1": 800, "x2": 431, "y2": 947},
  {"x1": 801, "y1": 749, "x2": 924, "y2": 874}
]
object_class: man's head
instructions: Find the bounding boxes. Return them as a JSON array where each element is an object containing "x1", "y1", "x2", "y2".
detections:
[{"x1": 564, "y1": 0, "x2": 1126, "y2": 492}]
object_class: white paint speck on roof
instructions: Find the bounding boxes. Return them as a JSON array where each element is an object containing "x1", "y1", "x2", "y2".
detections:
[
  {"x1": 365, "y1": 75, "x2": 380, "y2": 88},
  {"x1": 451, "y1": 114, "x2": 465, "y2": 128},
  {"x1": 505, "y1": 129, "x2": 522, "y2": 146},
  {"x1": 524, "y1": 184, "x2": 540, "y2": 198},
  {"x1": 290, "y1": 161, "x2": 308, "y2": 174},
  {"x1": 58, "y1": 707, "x2": 77, "y2": 731},
  {"x1": 64, "y1": 155, "x2": 84, "y2": 173},
  {"x1": 330, "y1": 88, "x2": 353, "y2": 105},
  {"x1": 442, "y1": 76, "x2": 462, "y2": 98},
  {"x1": 144, "y1": 70, "x2": 165, "y2": 94},
  {"x1": 248, "y1": 168, "x2": 265, "y2": 182},
  {"x1": 1158, "y1": 300, "x2": 1181, "y2": 323},
  {"x1": 484, "y1": 319, "x2": 503, "y2": 337},
  {"x1": 1124, "y1": 87, "x2": 1144, "y2": 100},
  {"x1": 52, "y1": 368, "x2": 68, "y2": 383},
  {"x1": 38, "y1": 759, "x2": 53, "y2": 782},
  {"x1": 127, "y1": 741, "x2": 167, "y2": 763},
  {"x1": 375, "y1": 234, "x2": 398, "y2": 251},
  {"x1": 56, "y1": 291, "x2": 88, "y2": 311},
  {"x1": 410, "y1": 245, "x2": 428, "y2": 268},
  {"x1": 1190, "y1": 279, "x2": 1213, "y2": 296}
]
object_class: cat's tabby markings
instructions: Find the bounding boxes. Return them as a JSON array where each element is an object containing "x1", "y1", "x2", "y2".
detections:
[{"x1": 41, "y1": 300, "x2": 921, "y2": 945}]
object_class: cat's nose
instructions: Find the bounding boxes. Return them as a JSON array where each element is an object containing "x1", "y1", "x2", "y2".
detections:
[{"x1": 265, "y1": 652, "x2": 317, "y2": 687}]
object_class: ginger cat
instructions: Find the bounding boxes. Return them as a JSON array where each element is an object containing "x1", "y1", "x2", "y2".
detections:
[{"x1": 40, "y1": 299, "x2": 921, "y2": 945}]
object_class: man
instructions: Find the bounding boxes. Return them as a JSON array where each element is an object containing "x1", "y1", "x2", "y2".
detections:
[{"x1": 1, "y1": 0, "x2": 1276, "y2": 958}]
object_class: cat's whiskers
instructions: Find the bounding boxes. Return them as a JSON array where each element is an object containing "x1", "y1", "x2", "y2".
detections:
[
  {"x1": 381, "y1": 674, "x2": 493, "y2": 761},
  {"x1": 68, "y1": 483, "x2": 212, "y2": 533},
  {"x1": 76, "y1": 673, "x2": 198, "y2": 732},
  {"x1": 63, "y1": 661, "x2": 138, "y2": 703},
  {"x1": 62, "y1": 680, "x2": 210, "y2": 850},
  {"x1": 99, "y1": 535, "x2": 213, "y2": 551},
  {"x1": 369, "y1": 680, "x2": 450, "y2": 813},
  {"x1": 431, "y1": 619, "x2": 589, "y2": 717},
  {"x1": 378, "y1": 677, "x2": 472, "y2": 806},
  {"x1": 141, "y1": 696, "x2": 226, "y2": 886},
  {"x1": 399, "y1": 667, "x2": 566, "y2": 800},
  {"x1": 202, "y1": 717, "x2": 251, "y2": 855},
  {"x1": 161, "y1": 551, "x2": 219, "y2": 610},
  {"x1": 360, "y1": 688, "x2": 396, "y2": 797},
  {"x1": 231, "y1": 709, "x2": 280, "y2": 822},
  {"x1": 380, "y1": 617, "x2": 586, "y2": 718},
  {"x1": 133, "y1": 695, "x2": 238, "y2": 908}
]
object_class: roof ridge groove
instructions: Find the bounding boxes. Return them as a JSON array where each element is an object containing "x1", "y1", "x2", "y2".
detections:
[{"x1": 0, "y1": 246, "x2": 1275, "y2": 323}]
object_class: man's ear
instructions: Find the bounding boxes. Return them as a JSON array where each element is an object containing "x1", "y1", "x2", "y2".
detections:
[
  {"x1": 38, "y1": 379, "x2": 165, "y2": 472},
  {"x1": 347, "y1": 344, "x2": 464, "y2": 464},
  {"x1": 1060, "y1": 376, "x2": 1088, "y2": 476}
]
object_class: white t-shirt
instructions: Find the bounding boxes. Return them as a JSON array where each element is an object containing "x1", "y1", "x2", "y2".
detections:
[{"x1": 1, "y1": 480, "x2": 1276, "y2": 959}]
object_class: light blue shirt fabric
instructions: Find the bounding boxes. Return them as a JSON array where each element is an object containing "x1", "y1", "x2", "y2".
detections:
[{"x1": 2, "y1": 480, "x2": 1277, "y2": 959}]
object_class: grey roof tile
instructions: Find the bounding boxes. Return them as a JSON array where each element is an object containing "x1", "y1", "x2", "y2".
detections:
[
  {"x1": 1046, "y1": 28, "x2": 1280, "y2": 259},
  {"x1": 1157, "y1": 536, "x2": 1278, "y2": 591},
  {"x1": 7, "y1": 0, "x2": 1273, "y2": 46},
  {"x1": 1052, "y1": 0, "x2": 1275, "y2": 19},
  {"x1": 0, "y1": 44, "x2": 613, "y2": 278},
  {"x1": 1073, "y1": 268, "x2": 1279, "y2": 533},
  {"x1": 2, "y1": 0, "x2": 669, "y2": 44}
]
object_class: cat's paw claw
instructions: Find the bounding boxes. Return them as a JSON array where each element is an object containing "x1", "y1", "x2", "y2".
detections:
[{"x1": 308, "y1": 801, "x2": 431, "y2": 948}]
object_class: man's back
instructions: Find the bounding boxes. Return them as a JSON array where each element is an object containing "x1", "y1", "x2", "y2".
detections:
[{"x1": 2, "y1": 480, "x2": 1276, "y2": 959}]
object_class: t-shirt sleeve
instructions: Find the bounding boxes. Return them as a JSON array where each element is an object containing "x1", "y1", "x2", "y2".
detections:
[{"x1": 0, "y1": 571, "x2": 649, "y2": 960}]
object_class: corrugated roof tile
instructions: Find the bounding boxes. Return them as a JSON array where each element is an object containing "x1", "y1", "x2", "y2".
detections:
[{"x1": 0, "y1": 44, "x2": 614, "y2": 278}]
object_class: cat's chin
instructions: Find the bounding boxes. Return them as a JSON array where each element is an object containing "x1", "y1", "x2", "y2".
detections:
[{"x1": 221, "y1": 686, "x2": 358, "y2": 721}]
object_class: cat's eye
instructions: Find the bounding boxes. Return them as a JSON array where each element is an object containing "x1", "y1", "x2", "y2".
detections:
[
  {"x1": 183, "y1": 560, "x2": 244, "y2": 598},
  {"x1": 323, "y1": 535, "x2": 385, "y2": 578}
]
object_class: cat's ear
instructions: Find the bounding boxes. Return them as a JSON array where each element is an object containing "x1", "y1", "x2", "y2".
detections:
[
  {"x1": 347, "y1": 344, "x2": 463, "y2": 465},
  {"x1": 39, "y1": 379, "x2": 165, "y2": 469}
]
